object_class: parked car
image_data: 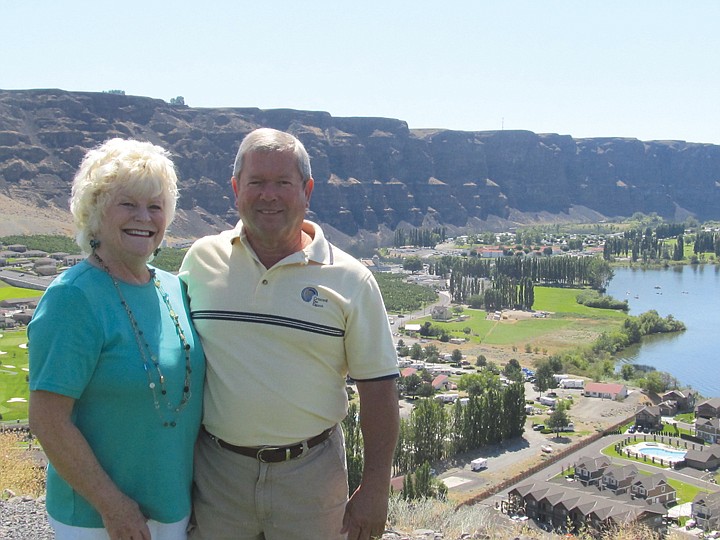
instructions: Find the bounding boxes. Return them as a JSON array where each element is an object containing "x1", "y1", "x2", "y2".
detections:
[
  {"x1": 532, "y1": 424, "x2": 545, "y2": 431},
  {"x1": 541, "y1": 445, "x2": 553, "y2": 453}
]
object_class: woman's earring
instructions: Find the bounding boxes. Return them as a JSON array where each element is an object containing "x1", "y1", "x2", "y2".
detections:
[{"x1": 89, "y1": 239, "x2": 100, "y2": 251}]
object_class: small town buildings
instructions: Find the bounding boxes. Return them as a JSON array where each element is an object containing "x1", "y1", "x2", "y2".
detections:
[
  {"x1": 0, "y1": 298, "x2": 39, "y2": 310},
  {"x1": 584, "y1": 382, "x2": 628, "y2": 400},
  {"x1": 506, "y1": 480, "x2": 666, "y2": 535},
  {"x1": 635, "y1": 405, "x2": 663, "y2": 431},
  {"x1": 601, "y1": 464, "x2": 638, "y2": 495},
  {"x1": 630, "y1": 473, "x2": 677, "y2": 506},
  {"x1": 692, "y1": 491, "x2": 720, "y2": 531},
  {"x1": 684, "y1": 444, "x2": 720, "y2": 470},
  {"x1": 574, "y1": 455, "x2": 612, "y2": 486},
  {"x1": 696, "y1": 398, "x2": 720, "y2": 420},
  {"x1": 696, "y1": 418, "x2": 720, "y2": 444},
  {"x1": 661, "y1": 388, "x2": 697, "y2": 414},
  {"x1": 431, "y1": 374, "x2": 451, "y2": 391}
]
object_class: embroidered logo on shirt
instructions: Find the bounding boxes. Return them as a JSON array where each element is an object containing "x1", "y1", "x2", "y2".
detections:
[{"x1": 301, "y1": 286, "x2": 328, "y2": 308}]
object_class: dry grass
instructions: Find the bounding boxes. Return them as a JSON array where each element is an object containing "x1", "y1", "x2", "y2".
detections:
[
  {"x1": 0, "y1": 432, "x2": 45, "y2": 498},
  {"x1": 386, "y1": 496, "x2": 690, "y2": 539}
]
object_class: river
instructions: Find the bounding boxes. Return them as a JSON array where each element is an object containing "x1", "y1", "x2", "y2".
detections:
[{"x1": 605, "y1": 264, "x2": 720, "y2": 398}]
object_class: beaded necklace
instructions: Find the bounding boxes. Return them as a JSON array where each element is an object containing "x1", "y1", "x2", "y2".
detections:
[{"x1": 94, "y1": 252, "x2": 193, "y2": 428}]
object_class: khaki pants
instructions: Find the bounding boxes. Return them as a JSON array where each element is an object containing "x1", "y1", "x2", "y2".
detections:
[{"x1": 189, "y1": 427, "x2": 348, "y2": 540}]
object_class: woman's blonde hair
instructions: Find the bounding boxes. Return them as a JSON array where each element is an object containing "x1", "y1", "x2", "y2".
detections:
[{"x1": 70, "y1": 138, "x2": 179, "y2": 254}]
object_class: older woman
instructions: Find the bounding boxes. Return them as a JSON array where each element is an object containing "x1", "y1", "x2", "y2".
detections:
[{"x1": 29, "y1": 138, "x2": 205, "y2": 540}]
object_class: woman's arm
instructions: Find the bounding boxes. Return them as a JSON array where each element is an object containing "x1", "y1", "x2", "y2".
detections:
[{"x1": 29, "y1": 390, "x2": 152, "y2": 540}]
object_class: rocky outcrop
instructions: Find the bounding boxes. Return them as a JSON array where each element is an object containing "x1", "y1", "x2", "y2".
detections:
[{"x1": 1, "y1": 89, "x2": 719, "y2": 249}]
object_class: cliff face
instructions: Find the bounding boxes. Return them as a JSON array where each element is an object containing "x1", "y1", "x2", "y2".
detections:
[{"x1": 1, "y1": 89, "x2": 719, "y2": 247}]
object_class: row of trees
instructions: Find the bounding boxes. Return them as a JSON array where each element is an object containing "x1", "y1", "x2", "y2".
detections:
[
  {"x1": 394, "y1": 227, "x2": 446, "y2": 248},
  {"x1": 481, "y1": 276, "x2": 535, "y2": 311},
  {"x1": 431, "y1": 254, "x2": 613, "y2": 288},
  {"x1": 694, "y1": 231, "x2": 720, "y2": 256},
  {"x1": 393, "y1": 379, "x2": 526, "y2": 475},
  {"x1": 438, "y1": 254, "x2": 611, "y2": 307},
  {"x1": 603, "y1": 226, "x2": 719, "y2": 262}
]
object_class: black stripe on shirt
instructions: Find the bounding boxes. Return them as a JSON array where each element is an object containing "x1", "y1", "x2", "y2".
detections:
[{"x1": 191, "y1": 310, "x2": 345, "y2": 337}]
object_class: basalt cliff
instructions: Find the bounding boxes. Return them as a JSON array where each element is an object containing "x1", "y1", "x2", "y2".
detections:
[{"x1": 1, "y1": 89, "x2": 719, "y2": 252}]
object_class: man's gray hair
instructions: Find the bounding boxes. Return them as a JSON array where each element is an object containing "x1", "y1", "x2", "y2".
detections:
[{"x1": 233, "y1": 128, "x2": 312, "y2": 184}]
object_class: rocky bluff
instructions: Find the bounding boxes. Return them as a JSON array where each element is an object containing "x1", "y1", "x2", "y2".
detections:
[{"x1": 1, "y1": 89, "x2": 719, "y2": 248}]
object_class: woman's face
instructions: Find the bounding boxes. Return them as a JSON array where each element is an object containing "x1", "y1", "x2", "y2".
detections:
[{"x1": 96, "y1": 189, "x2": 167, "y2": 265}]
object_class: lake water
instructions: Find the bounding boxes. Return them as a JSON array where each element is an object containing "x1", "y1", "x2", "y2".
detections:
[{"x1": 605, "y1": 265, "x2": 720, "y2": 398}]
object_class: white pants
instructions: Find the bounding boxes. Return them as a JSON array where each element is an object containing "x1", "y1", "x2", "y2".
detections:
[{"x1": 49, "y1": 515, "x2": 189, "y2": 540}]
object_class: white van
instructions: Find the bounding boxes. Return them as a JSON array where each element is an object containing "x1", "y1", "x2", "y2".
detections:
[{"x1": 471, "y1": 458, "x2": 488, "y2": 471}]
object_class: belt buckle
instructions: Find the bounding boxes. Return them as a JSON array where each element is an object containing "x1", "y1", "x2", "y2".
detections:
[{"x1": 257, "y1": 446, "x2": 286, "y2": 463}]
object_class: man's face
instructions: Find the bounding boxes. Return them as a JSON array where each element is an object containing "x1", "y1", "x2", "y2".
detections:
[{"x1": 232, "y1": 150, "x2": 313, "y2": 251}]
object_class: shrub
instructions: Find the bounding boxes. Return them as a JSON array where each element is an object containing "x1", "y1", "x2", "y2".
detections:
[{"x1": 0, "y1": 432, "x2": 45, "y2": 498}]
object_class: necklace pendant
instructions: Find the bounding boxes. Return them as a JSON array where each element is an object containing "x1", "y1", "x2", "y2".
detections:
[{"x1": 149, "y1": 382, "x2": 156, "y2": 389}]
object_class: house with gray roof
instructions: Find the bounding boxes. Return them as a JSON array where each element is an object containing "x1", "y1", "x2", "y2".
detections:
[
  {"x1": 696, "y1": 417, "x2": 720, "y2": 445},
  {"x1": 697, "y1": 398, "x2": 720, "y2": 420},
  {"x1": 507, "y1": 480, "x2": 666, "y2": 534},
  {"x1": 692, "y1": 491, "x2": 720, "y2": 531},
  {"x1": 684, "y1": 444, "x2": 720, "y2": 470},
  {"x1": 574, "y1": 455, "x2": 611, "y2": 486},
  {"x1": 630, "y1": 472, "x2": 676, "y2": 506},
  {"x1": 601, "y1": 464, "x2": 638, "y2": 495}
]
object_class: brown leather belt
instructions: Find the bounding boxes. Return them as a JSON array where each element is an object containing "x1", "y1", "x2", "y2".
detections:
[{"x1": 203, "y1": 426, "x2": 335, "y2": 463}]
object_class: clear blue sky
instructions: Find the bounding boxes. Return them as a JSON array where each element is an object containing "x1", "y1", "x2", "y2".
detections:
[{"x1": 3, "y1": 1, "x2": 718, "y2": 144}]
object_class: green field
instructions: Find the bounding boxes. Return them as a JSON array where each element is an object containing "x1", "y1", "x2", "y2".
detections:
[
  {"x1": 0, "y1": 328, "x2": 30, "y2": 422},
  {"x1": 420, "y1": 286, "x2": 627, "y2": 347},
  {"x1": 0, "y1": 280, "x2": 40, "y2": 423},
  {"x1": 0, "y1": 281, "x2": 43, "y2": 302}
]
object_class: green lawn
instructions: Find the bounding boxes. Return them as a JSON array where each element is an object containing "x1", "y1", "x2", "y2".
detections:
[
  {"x1": 0, "y1": 328, "x2": 30, "y2": 422},
  {"x1": 417, "y1": 286, "x2": 626, "y2": 346},
  {"x1": 0, "y1": 280, "x2": 43, "y2": 301},
  {"x1": 533, "y1": 286, "x2": 627, "y2": 319}
]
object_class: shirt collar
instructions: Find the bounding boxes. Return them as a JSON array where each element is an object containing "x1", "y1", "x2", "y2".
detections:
[{"x1": 229, "y1": 220, "x2": 334, "y2": 266}]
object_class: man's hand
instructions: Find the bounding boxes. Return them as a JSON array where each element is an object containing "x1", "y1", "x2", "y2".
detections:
[{"x1": 341, "y1": 484, "x2": 389, "y2": 540}]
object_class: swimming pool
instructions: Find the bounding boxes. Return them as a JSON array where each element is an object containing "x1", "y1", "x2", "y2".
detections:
[{"x1": 628, "y1": 442, "x2": 687, "y2": 463}]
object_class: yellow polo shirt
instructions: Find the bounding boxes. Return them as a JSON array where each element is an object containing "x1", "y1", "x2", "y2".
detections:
[{"x1": 179, "y1": 220, "x2": 398, "y2": 447}]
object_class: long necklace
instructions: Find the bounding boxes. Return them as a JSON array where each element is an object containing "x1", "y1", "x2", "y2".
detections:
[{"x1": 94, "y1": 252, "x2": 192, "y2": 428}]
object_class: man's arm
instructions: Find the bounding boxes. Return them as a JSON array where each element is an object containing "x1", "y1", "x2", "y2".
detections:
[{"x1": 342, "y1": 378, "x2": 399, "y2": 540}]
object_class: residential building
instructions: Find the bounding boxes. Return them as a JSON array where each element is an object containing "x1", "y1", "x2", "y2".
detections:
[
  {"x1": 584, "y1": 382, "x2": 628, "y2": 400},
  {"x1": 635, "y1": 405, "x2": 663, "y2": 431},
  {"x1": 684, "y1": 444, "x2": 720, "y2": 471},
  {"x1": 574, "y1": 455, "x2": 612, "y2": 486},
  {"x1": 661, "y1": 388, "x2": 697, "y2": 413},
  {"x1": 696, "y1": 418, "x2": 720, "y2": 444},
  {"x1": 601, "y1": 464, "x2": 638, "y2": 495},
  {"x1": 630, "y1": 473, "x2": 677, "y2": 506},
  {"x1": 696, "y1": 398, "x2": 720, "y2": 420},
  {"x1": 692, "y1": 491, "x2": 720, "y2": 531},
  {"x1": 507, "y1": 480, "x2": 666, "y2": 535}
]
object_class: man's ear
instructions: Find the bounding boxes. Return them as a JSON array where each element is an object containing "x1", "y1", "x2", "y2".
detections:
[
  {"x1": 304, "y1": 177, "x2": 314, "y2": 208},
  {"x1": 231, "y1": 176, "x2": 239, "y2": 204}
]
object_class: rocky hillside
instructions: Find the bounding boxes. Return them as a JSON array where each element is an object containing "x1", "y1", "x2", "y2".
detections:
[{"x1": 2, "y1": 89, "x2": 719, "y2": 251}]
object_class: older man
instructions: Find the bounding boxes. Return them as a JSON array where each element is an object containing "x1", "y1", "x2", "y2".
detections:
[{"x1": 180, "y1": 128, "x2": 399, "y2": 540}]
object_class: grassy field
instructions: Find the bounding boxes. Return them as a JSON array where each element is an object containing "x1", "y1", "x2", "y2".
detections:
[
  {"x1": 420, "y1": 286, "x2": 627, "y2": 350},
  {"x1": 0, "y1": 328, "x2": 30, "y2": 423},
  {"x1": 0, "y1": 281, "x2": 39, "y2": 422},
  {"x1": 0, "y1": 280, "x2": 43, "y2": 301}
]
